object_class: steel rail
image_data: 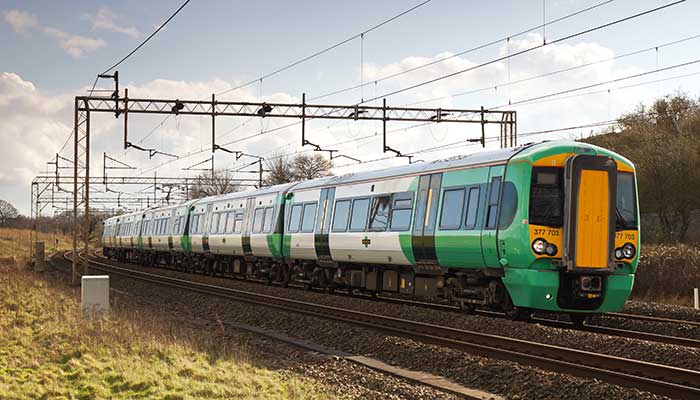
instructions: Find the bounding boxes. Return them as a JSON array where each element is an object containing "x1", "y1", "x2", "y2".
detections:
[
  {"x1": 607, "y1": 312, "x2": 700, "y2": 328},
  {"x1": 90, "y1": 250, "x2": 700, "y2": 349},
  {"x1": 69, "y1": 251, "x2": 700, "y2": 399}
]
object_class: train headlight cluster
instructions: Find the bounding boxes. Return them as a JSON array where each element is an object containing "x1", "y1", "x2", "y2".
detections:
[
  {"x1": 614, "y1": 242, "x2": 636, "y2": 260},
  {"x1": 532, "y1": 238, "x2": 558, "y2": 256}
]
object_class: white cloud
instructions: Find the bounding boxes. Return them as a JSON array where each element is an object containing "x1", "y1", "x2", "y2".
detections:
[
  {"x1": 3, "y1": 10, "x2": 38, "y2": 33},
  {"x1": 2, "y1": 9, "x2": 105, "y2": 57},
  {"x1": 90, "y1": 7, "x2": 141, "y2": 38}
]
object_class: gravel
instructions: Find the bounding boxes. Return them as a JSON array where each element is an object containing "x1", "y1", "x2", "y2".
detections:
[
  {"x1": 56, "y1": 256, "x2": 678, "y2": 400},
  {"x1": 100, "y1": 260, "x2": 700, "y2": 371}
]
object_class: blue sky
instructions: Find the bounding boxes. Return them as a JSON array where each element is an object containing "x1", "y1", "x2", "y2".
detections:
[{"x1": 1, "y1": 0, "x2": 700, "y2": 214}]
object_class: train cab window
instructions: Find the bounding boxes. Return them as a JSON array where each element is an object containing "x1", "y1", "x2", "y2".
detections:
[
  {"x1": 288, "y1": 204, "x2": 302, "y2": 233},
  {"x1": 529, "y1": 167, "x2": 564, "y2": 227},
  {"x1": 369, "y1": 196, "x2": 391, "y2": 231},
  {"x1": 485, "y1": 177, "x2": 502, "y2": 229},
  {"x1": 332, "y1": 200, "x2": 351, "y2": 232},
  {"x1": 465, "y1": 187, "x2": 480, "y2": 229},
  {"x1": 301, "y1": 203, "x2": 317, "y2": 233},
  {"x1": 617, "y1": 172, "x2": 638, "y2": 230},
  {"x1": 390, "y1": 192, "x2": 413, "y2": 231},
  {"x1": 439, "y1": 188, "x2": 465, "y2": 230},
  {"x1": 349, "y1": 198, "x2": 370, "y2": 231},
  {"x1": 252, "y1": 208, "x2": 265, "y2": 233},
  {"x1": 262, "y1": 207, "x2": 274, "y2": 233}
]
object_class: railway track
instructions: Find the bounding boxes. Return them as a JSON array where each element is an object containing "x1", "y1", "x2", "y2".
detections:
[
  {"x1": 69, "y1": 251, "x2": 700, "y2": 399},
  {"x1": 91, "y1": 250, "x2": 700, "y2": 350},
  {"x1": 607, "y1": 312, "x2": 700, "y2": 328}
]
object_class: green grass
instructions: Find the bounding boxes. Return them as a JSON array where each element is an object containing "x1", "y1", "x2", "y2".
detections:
[{"x1": 0, "y1": 259, "x2": 335, "y2": 400}]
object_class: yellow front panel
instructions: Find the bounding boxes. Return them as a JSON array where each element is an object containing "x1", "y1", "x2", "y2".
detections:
[{"x1": 575, "y1": 170, "x2": 609, "y2": 268}]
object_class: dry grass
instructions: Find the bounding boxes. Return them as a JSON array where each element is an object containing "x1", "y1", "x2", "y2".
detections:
[
  {"x1": 0, "y1": 227, "x2": 73, "y2": 260},
  {"x1": 0, "y1": 253, "x2": 335, "y2": 398},
  {"x1": 632, "y1": 244, "x2": 700, "y2": 306}
]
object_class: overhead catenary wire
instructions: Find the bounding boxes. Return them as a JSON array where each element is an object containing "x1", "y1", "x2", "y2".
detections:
[
  {"x1": 360, "y1": 0, "x2": 687, "y2": 104},
  {"x1": 135, "y1": 0, "x2": 688, "y2": 178},
  {"x1": 214, "y1": 0, "x2": 432, "y2": 98},
  {"x1": 308, "y1": 0, "x2": 617, "y2": 101},
  {"x1": 55, "y1": 0, "x2": 193, "y2": 157}
]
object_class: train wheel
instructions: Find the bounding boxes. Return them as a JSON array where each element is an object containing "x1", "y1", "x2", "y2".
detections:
[
  {"x1": 506, "y1": 307, "x2": 532, "y2": 322},
  {"x1": 570, "y1": 314, "x2": 588, "y2": 328}
]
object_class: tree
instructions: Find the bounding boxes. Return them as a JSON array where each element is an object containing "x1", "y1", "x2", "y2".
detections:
[
  {"x1": 0, "y1": 199, "x2": 19, "y2": 226},
  {"x1": 264, "y1": 153, "x2": 296, "y2": 186},
  {"x1": 584, "y1": 93, "x2": 700, "y2": 242},
  {"x1": 264, "y1": 153, "x2": 333, "y2": 185},
  {"x1": 293, "y1": 154, "x2": 333, "y2": 181},
  {"x1": 189, "y1": 169, "x2": 242, "y2": 199}
]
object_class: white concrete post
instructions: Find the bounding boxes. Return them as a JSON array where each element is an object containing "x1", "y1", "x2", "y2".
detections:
[
  {"x1": 694, "y1": 288, "x2": 699, "y2": 310},
  {"x1": 81, "y1": 275, "x2": 110, "y2": 318},
  {"x1": 33, "y1": 241, "x2": 45, "y2": 272}
]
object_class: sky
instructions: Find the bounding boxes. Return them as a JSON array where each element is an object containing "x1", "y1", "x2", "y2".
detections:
[{"x1": 1, "y1": 0, "x2": 700, "y2": 215}]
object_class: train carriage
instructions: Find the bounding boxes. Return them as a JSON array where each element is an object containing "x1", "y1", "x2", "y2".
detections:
[{"x1": 102, "y1": 141, "x2": 640, "y2": 319}]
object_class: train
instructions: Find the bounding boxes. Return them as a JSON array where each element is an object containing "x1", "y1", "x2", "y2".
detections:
[{"x1": 102, "y1": 141, "x2": 640, "y2": 323}]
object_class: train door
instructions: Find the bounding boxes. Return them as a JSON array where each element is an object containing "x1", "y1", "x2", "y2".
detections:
[
  {"x1": 481, "y1": 165, "x2": 505, "y2": 267},
  {"x1": 412, "y1": 173, "x2": 442, "y2": 264},
  {"x1": 315, "y1": 187, "x2": 336, "y2": 260},
  {"x1": 241, "y1": 197, "x2": 256, "y2": 256}
]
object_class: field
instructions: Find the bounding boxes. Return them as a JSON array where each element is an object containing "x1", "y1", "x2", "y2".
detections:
[
  {"x1": 0, "y1": 228, "x2": 334, "y2": 400},
  {"x1": 632, "y1": 244, "x2": 700, "y2": 306}
]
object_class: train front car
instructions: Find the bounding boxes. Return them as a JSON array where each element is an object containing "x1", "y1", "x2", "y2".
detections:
[{"x1": 498, "y1": 142, "x2": 639, "y2": 321}]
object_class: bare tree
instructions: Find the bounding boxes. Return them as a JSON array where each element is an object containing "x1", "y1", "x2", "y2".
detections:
[
  {"x1": 0, "y1": 199, "x2": 19, "y2": 226},
  {"x1": 293, "y1": 154, "x2": 333, "y2": 181},
  {"x1": 264, "y1": 153, "x2": 296, "y2": 186},
  {"x1": 189, "y1": 169, "x2": 242, "y2": 199},
  {"x1": 263, "y1": 153, "x2": 333, "y2": 185}
]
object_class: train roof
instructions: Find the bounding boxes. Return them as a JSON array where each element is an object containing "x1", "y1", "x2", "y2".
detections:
[{"x1": 102, "y1": 141, "x2": 633, "y2": 224}]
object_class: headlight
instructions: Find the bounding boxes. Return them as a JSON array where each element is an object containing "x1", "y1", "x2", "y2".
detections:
[
  {"x1": 614, "y1": 248, "x2": 624, "y2": 260},
  {"x1": 545, "y1": 243, "x2": 558, "y2": 256},
  {"x1": 532, "y1": 238, "x2": 547, "y2": 255},
  {"x1": 622, "y1": 243, "x2": 636, "y2": 259}
]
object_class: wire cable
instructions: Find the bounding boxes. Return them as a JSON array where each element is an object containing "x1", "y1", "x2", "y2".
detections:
[
  {"x1": 361, "y1": 0, "x2": 686, "y2": 104},
  {"x1": 308, "y1": 0, "x2": 616, "y2": 101},
  {"x1": 215, "y1": 0, "x2": 432, "y2": 98}
]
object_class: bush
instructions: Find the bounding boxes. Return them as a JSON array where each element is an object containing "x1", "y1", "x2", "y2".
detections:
[{"x1": 632, "y1": 244, "x2": 700, "y2": 305}]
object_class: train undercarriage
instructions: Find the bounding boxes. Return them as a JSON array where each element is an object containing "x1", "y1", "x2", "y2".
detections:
[{"x1": 103, "y1": 247, "x2": 594, "y2": 325}]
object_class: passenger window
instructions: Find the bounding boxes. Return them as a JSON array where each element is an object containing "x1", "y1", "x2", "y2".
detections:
[
  {"x1": 219, "y1": 213, "x2": 228, "y2": 234},
  {"x1": 252, "y1": 208, "x2": 265, "y2": 233},
  {"x1": 465, "y1": 187, "x2": 480, "y2": 229},
  {"x1": 390, "y1": 193, "x2": 413, "y2": 231},
  {"x1": 263, "y1": 207, "x2": 274, "y2": 233},
  {"x1": 349, "y1": 198, "x2": 370, "y2": 231},
  {"x1": 369, "y1": 196, "x2": 391, "y2": 231},
  {"x1": 288, "y1": 204, "x2": 302, "y2": 233},
  {"x1": 440, "y1": 188, "x2": 465, "y2": 230},
  {"x1": 332, "y1": 200, "x2": 351, "y2": 232},
  {"x1": 211, "y1": 213, "x2": 220, "y2": 234},
  {"x1": 226, "y1": 212, "x2": 235, "y2": 233},
  {"x1": 301, "y1": 203, "x2": 317, "y2": 233},
  {"x1": 234, "y1": 212, "x2": 244, "y2": 234},
  {"x1": 485, "y1": 177, "x2": 502, "y2": 229}
]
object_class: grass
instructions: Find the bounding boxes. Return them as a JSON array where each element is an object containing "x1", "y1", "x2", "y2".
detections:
[
  {"x1": 632, "y1": 244, "x2": 700, "y2": 307},
  {"x1": 0, "y1": 227, "x2": 73, "y2": 260},
  {"x1": 0, "y1": 233, "x2": 336, "y2": 400}
]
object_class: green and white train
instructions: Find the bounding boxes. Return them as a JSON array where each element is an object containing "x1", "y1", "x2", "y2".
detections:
[{"x1": 102, "y1": 141, "x2": 640, "y2": 321}]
